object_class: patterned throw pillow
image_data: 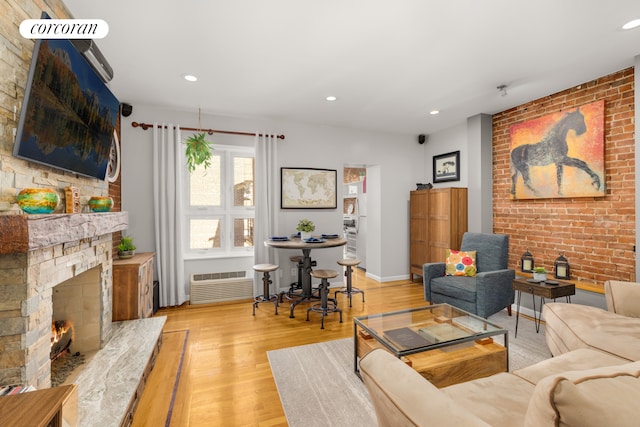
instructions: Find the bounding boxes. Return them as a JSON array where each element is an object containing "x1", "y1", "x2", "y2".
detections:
[{"x1": 445, "y1": 250, "x2": 477, "y2": 277}]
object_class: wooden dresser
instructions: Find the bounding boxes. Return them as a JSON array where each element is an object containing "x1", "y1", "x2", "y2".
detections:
[{"x1": 113, "y1": 252, "x2": 155, "y2": 321}]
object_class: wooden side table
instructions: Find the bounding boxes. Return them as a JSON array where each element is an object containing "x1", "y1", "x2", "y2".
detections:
[
  {"x1": 512, "y1": 277, "x2": 575, "y2": 337},
  {"x1": 113, "y1": 252, "x2": 155, "y2": 321},
  {"x1": 0, "y1": 384, "x2": 77, "y2": 427}
]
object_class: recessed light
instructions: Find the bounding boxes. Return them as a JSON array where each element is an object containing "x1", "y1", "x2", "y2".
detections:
[
  {"x1": 183, "y1": 74, "x2": 198, "y2": 82},
  {"x1": 429, "y1": 110, "x2": 440, "y2": 115},
  {"x1": 622, "y1": 19, "x2": 640, "y2": 30},
  {"x1": 325, "y1": 96, "x2": 337, "y2": 101}
]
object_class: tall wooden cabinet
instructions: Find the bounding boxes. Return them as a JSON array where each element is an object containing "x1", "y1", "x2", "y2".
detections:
[
  {"x1": 410, "y1": 188, "x2": 468, "y2": 281},
  {"x1": 113, "y1": 252, "x2": 155, "y2": 321}
]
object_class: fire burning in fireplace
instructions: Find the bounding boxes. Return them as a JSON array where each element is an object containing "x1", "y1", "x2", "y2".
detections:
[{"x1": 51, "y1": 320, "x2": 74, "y2": 361}]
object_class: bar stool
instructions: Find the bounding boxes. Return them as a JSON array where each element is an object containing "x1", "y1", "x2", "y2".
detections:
[
  {"x1": 334, "y1": 259, "x2": 365, "y2": 307},
  {"x1": 280, "y1": 255, "x2": 303, "y2": 302},
  {"x1": 307, "y1": 269, "x2": 342, "y2": 329},
  {"x1": 252, "y1": 264, "x2": 279, "y2": 315}
]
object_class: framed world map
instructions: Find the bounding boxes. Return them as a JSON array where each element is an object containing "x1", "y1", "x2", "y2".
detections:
[{"x1": 281, "y1": 167, "x2": 337, "y2": 209}]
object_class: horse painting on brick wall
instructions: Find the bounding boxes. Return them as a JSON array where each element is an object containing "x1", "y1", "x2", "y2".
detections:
[{"x1": 509, "y1": 100, "x2": 605, "y2": 200}]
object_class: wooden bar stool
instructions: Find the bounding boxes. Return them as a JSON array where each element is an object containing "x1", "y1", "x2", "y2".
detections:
[
  {"x1": 280, "y1": 255, "x2": 304, "y2": 302},
  {"x1": 334, "y1": 259, "x2": 364, "y2": 307},
  {"x1": 253, "y1": 264, "x2": 279, "y2": 315},
  {"x1": 307, "y1": 269, "x2": 342, "y2": 329}
]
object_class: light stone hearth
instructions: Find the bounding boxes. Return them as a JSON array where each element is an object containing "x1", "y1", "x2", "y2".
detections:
[{"x1": 74, "y1": 316, "x2": 166, "y2": 427}]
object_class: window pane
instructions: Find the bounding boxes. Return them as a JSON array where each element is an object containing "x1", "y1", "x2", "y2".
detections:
[
  {"x1": 190, "y1": 155, "x2": 221, "y2": 206},
  {"x1": 233, "y1": 157, "x2": 254, "y2": 207},
  {"x1": 233, "y1": 218, "x2": 254, "y2": 248},
  {"x1": 190, "y1": 219, "x2": 221, "y2": 249}
]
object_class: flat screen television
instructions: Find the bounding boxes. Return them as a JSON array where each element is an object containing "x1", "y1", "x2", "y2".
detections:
[{"x1": 13, "y1": 34, "x2": 119, "y2": 180}]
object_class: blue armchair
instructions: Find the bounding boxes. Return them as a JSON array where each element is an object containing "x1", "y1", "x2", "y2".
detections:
[{"x1": 423, "y1": 232, "x2": 515, "y2": 318}]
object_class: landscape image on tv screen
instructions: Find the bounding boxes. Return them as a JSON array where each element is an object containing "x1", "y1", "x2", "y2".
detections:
[{"x1": 14, "y1": 38, "x2": 119, "y2": 180}]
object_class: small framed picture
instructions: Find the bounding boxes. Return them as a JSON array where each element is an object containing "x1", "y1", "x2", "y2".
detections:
[{"x1": 433, "y1": 151, "x2": 460, "y2": 183}]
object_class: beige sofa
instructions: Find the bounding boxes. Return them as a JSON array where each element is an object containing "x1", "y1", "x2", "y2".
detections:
[
  {"x1": 544, "y1": 280, "x2": 640, "y2": 361},
  {"x1": 359, "y1": 280, "x2": 640, "y2": 426}
]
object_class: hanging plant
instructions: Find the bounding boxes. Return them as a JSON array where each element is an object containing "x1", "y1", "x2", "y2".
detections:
[{"x1": 185, "y1": 132, "x2": 214, "y2": 172}]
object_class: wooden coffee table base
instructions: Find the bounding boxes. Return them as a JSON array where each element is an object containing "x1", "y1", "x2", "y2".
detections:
[{"x1": 357, "y1": 334, "x2": 507, "y2": 388}]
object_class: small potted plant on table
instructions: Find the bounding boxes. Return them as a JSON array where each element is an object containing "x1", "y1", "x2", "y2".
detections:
[
  {"x1": 532, "y1": 266, "x2": 547, "y2": 282},
  {"x1": 297, "y1": 218, "x2": 315, "y2": 240},
  {"x1": 117, "y1": 236, "x2": 136, "y2": 259}
]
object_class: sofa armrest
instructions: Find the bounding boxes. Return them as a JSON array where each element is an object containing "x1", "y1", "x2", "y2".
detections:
[
  {"x1": 359, "y1": 349, "x2": 491, "y2": 427},
  {"x1": 605, "y1": 280, "x2": 640, "y2": 318},
  {"x1": 475, "y1": 269, "x2": 515, "y2": 318},
  {"x1": 423, "y1": 262, "x2": 445, "y2": 303}
]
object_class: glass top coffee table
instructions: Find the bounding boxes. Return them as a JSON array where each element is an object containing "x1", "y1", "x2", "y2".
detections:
[{"x1": 354, "y1": 304, "x2": 509, "y2": 387}]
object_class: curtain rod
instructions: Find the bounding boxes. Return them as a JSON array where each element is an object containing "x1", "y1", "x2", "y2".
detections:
[{"x1": 131, "y1": 121, "x2": 285, "y2": 140}]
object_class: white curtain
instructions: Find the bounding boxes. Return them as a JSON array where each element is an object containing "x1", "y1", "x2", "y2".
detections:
[
  {"x1": 152, "y1": 123, "x2": 187, "y2": 307},
  {"x1": 254, "y1": 133, "x2": 280, "y2": 294}
]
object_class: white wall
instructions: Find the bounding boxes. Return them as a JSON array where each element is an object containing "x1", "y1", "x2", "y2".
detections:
[
  {"x1": 119, "y1": 104, "x2": 424, "y2": 297},
  {"x1": 421, "y1": 116, "x2": 493, "y2": 234},
  {"x1": 422, "y1": 122, "x2": 468, "y2": 189},
  {"x1": 467, "y1": 114, "x2": 493, "y2": 233}
]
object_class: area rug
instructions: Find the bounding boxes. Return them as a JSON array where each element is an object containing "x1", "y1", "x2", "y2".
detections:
[{"x1": 268, "y1": 312, "x2": 549, "y2": 427}]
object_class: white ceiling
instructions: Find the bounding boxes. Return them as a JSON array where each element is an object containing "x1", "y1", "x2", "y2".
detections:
[{"x1": 63, "y1": 0, "x2": 640, "y2": 136}]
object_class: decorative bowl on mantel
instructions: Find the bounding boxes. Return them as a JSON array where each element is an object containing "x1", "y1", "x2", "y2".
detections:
[
  {"x1": 17, "y1": 188, "x2": 59, "y2": 214},
  {"x1": 88, "y1": 196, "x2": 114, "y2": 212}
]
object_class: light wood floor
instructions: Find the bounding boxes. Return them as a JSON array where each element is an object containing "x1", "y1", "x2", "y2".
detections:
[{"x1": 131, "y1": 269, "x2": 428, "y2": 426}]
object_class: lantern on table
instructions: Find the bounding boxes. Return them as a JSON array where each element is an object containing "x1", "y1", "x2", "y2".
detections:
[
  {"x1": 521, "y1": 249, "x2": 534, "y2": 273},
  {"x1": 554, "y1": 253, "x2": 570, "y2": 280}
]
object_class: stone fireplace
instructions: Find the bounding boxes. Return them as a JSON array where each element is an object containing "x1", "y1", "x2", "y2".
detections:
[{"x1": 0, "y1": 212, "x2": 128, "y2": 389}]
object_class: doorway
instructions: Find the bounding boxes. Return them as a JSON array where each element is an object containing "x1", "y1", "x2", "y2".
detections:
[{"x1": 343, "y1": 166, "x2": 366, "y2": 270}]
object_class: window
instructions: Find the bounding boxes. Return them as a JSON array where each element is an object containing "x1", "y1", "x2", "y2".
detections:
[{"x1": 184, "y1": 144, "x2": 255, "y2": 256}]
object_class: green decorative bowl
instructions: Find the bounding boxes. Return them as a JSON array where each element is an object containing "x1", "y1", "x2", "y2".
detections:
[
  {"x1": 88, "y1": 196, "x2": 114, "y2": 212},
  {"x1": 17, "y1": 188, "x2": 59, "y2": 214}
]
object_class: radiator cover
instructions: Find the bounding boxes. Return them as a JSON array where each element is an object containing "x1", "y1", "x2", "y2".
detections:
[{"x1": 190, "y1": 271, "x2": 253, "y2": 304}]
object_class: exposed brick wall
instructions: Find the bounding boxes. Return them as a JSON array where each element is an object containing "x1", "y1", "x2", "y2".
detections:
[{"x1": 493, "y1": 68, "x2": 635, "y2": 284}]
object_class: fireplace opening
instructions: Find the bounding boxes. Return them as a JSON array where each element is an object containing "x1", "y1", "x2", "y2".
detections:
[
  {"x1": 50, "y1": 267, "x2": 102, "y2": 387},
  {"x1": 51, "y1": 320, "x2": 74, "y2": 361},
  {"x1": 51, "y1": 320, "x2": 86, "y2": 387}
]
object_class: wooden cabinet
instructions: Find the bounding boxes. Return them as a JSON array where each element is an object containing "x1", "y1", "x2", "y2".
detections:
[
  {"x1": 410, "y1": 188, "x2": 467, "y2": 281},
  {"x1": 0, "y1": 384, "x2": 77, "y2": 427},
  {"x1": 113, "y1": 252, "x2": 155, "y2": 321},
  {"x1": 410, "y1": 190, "x2": 429, "y2": 282}
]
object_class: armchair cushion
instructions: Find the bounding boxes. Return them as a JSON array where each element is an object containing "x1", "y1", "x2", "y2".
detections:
[{"x1": 432, "y1": 275, "x2": 477, "y2": 302}]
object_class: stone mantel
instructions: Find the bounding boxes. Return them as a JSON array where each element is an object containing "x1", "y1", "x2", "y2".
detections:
[{"x1": 0, "y1": 212, "x2": 128, "y2": 254}]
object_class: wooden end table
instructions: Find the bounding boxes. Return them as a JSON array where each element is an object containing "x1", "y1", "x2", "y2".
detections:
[{"x1": 512, "y1": 277, "x2": 575, "y2": 337}]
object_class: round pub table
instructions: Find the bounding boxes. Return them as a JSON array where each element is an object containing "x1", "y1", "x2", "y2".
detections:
[{"x1": 265, "y1": 237, "x2": 347, "y2": 317}]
